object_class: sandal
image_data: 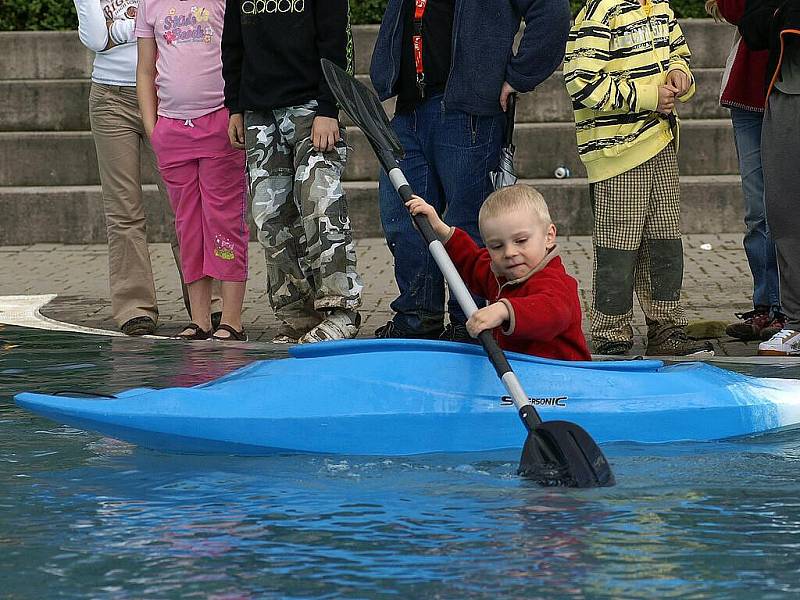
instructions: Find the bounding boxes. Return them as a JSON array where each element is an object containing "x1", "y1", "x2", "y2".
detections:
[
  {"x1": 173, "y1": 323, "x2": 211, "y2": 340},
  {"x1": 212, "y1": 323, "x2": 248, "y2": 341}
]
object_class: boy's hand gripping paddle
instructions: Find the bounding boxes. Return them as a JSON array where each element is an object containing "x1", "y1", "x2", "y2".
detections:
[{"x1": 321, "y1": 59, "x2": 614, "y2": 488}]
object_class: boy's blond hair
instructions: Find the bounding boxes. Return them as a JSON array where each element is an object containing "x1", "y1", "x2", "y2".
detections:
[{"x1": 479, "y1": 184, "x2": 552, "y2": 232}]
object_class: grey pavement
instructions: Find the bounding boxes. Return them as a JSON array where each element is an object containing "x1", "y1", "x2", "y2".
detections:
[{"x1": 0, "y1": 233, "x2": 761, "y2": 356}]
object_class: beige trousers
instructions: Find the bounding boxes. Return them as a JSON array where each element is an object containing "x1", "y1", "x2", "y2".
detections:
[{"x1": 88, "y1": 83, "x2": 221, "y2": 327}]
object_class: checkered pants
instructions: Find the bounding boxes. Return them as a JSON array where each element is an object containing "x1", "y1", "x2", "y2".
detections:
[{"x1": 589, "y1": 143, "x2": 687, "y2": 346}]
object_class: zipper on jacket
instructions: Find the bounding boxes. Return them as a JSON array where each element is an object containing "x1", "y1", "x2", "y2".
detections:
[{"x1": 441, "y1": 0, "x2": 462, "y2": 111}]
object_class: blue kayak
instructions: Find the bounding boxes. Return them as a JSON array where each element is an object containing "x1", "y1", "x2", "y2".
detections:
[{"x1": 14, "y1": 339, "x2": 800, "y2": 455}]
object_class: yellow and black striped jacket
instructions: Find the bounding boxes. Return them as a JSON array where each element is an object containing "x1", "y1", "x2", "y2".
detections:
[{"x1": 564, "y1": 0, "x2": 694, "y2": 182}]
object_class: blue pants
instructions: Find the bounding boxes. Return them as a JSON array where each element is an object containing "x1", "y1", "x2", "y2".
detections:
[
  {"x1": 378, "y1": 96, "x2": 504, "y2": 334},
  {"x1": 730, "y1": 107, "x2": 780, "y2": 311}
]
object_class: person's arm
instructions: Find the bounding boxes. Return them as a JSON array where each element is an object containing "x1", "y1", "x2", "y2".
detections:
[
  {"x1": 73, "y1": 0, "x2": 114, "y2": 52},
  {"x1": 564, "y1": 17, "x2": 662, "y2": 113},
  {"x1": 497, "y1": 273, "x2": 575, "y2": 341},
  {"x1": 222, "y1": 0, "x2": 244, "y2": 117},
  {"x1": 136, "y1": 38, "x2": 158, "y2": 138},
  {"x1": 313, "y1": 0, "x2": 350, "y2": 118},
  {"x1": 507, "y1": 0, "x2": 572, "y2": 94},
  {"x1": 739, "y1": 0, "x2": 782, "y2": 51},
  {"x1": 666, "y1": 13, "x2": 696, "y2": 101}
]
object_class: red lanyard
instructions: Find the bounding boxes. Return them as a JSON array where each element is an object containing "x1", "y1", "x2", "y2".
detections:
[{"x1": 412, "y1": 0, "x2": 428, "y2": 97}]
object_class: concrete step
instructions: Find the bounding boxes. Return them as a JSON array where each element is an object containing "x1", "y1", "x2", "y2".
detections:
[
  {"x1": 0, "y1": 176, "x2": 744, "y2": 245},
  {"x1": 0, "y1": 120, "x2": 736, "y2": 186},
  {"x1": 0, "y1": 68, "x2": 730, "y2": 132},
  {"x1": 0, "y1": 20, "x2": 735, "y2": 81}
]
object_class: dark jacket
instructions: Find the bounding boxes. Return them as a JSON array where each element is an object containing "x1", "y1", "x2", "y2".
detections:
[
  {"x1": 445, "y1": 228, "x2": 591, "y2": 361},
  {"x1": 740, "y1": 0, "x2": 800, "y2": 99},
  {"x1": 221, "y1": 0, "x2": 351, "y2": 118},
  {"x1": 369, "y1": 0, "x2": 572, "y2": 116}
]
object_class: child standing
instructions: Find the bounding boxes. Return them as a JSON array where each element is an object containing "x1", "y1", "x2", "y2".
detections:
[
  {"x1": 407, "y1": 185, "x2": 591, "y2": 361},
  {"x1": 74, "y1": 0, "x2": 222, "y2": 336},
  {"x1": 565, "y1": 0, "x2": 713, "y2": 356},
  {"x1": 221, "y1": 0, "x2": 363, "y2": 344},
  {"x1": 136, "y1": 0, "x2": 249, "y2": 340}
]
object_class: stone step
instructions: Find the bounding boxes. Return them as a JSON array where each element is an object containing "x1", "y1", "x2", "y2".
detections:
[
  {"x1": 0, "y1": 120, "x2": 737, "y2": 187},
  {"x1": 0, "y1": 68, "x2": 730, "y2": 132},
  {"x1": 0, "y1": 20, "x2": 736, "y2": 81},
  {"x1": 0, "y1": 176, "x2": 744, "y2": 245}
]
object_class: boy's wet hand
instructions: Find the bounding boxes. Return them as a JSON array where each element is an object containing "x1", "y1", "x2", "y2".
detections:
[
  {"x1": 466, "y1": 303, "x2": 510, "y2": 338},
  {"x1": 405, "y1": 196, "x2": 449, "y2": 239},
  {"x1": 312, "y1": 116, "x2": 340, "y2": 152}
]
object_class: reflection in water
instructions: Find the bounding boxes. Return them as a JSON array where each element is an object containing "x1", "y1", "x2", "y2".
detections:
[{"x1": 3, "y1": 326, "x2": 800, "y2": 597}]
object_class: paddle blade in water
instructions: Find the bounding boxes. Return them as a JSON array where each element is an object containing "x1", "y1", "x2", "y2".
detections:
[{"x1": 518, "y1": 420, "x2": 615, "y2": 488}]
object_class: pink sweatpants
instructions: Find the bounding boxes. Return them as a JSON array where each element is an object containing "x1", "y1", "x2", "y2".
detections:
[{"x1": 151, "y1": 108, "x2": 248, "y2": 284}]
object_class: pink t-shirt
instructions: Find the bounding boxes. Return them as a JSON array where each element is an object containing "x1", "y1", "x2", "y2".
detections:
[{"x1": 134, "y1": 0, "x2": 225, "y2": 119}]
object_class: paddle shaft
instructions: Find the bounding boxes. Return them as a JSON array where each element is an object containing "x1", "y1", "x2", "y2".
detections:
[{"x1": 385, "y1": 164, "x2": 542, "y2": 431}]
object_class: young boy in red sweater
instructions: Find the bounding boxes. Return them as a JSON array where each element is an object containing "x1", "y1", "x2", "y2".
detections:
[{"x1": 406, "y1": 184, "x2": 591, "y2": 361}]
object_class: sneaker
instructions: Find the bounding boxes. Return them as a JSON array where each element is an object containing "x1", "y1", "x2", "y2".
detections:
[
  {"x1": 725, "y1": 307, "x2": 773, "y2": 341},
  {"x1": 440, "y1": 322, "x2": 477, "y2": 344},
  {"x1": 594, "y1": 340, "x2": 633, "y2": 356},
  {"x1": 299, "y1": 310, "x2": 361, "y2": 344},
  {"x1": 121, "y1": 316, "x2": 156, "y2": 336},
  {"x1": 758, "y1": 329, "x2": 800, "y2": 356},
  {"x1": 760, "y1": 311, "x2": 788, "y2": 341},
  {"x1": 646, "y1": 326, "x2": 714, "y2": 357},
  {"x1": 374, "y1": 320, "x2": 443, "y2": 340}
]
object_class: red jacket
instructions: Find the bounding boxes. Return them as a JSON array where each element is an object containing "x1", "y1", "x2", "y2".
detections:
[
  {"x1": 445, "y1": 228, "x2": 591, "y2": 361},
  {"x1": 718, "y1": 0, "x2": 770, "y2": 110}
]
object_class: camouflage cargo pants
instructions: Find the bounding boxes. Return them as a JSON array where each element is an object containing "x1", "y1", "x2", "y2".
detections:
[{"x1": 245, "y1": 103, "x2": 363, "y2": 328}]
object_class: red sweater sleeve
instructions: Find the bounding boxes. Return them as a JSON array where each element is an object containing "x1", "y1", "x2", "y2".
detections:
[
  {"x1": 717, "y1": 0, "x2": 746, "y2": 25},
  {"x1": 444, "y1": 228, "x2": 494, "y2": 299},
  {"x1": 503, "y1": 270, "x2": 575, "y2": 342}
]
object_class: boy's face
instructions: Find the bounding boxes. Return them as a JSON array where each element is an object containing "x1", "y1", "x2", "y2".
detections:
[{"x1": 480, "y1": 209, "x2": 556, "y2": 280}]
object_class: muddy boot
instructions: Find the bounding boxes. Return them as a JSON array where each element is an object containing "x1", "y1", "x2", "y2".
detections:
[{"x1": 646, "y1": 324, "x2": 714, "y2": 357}]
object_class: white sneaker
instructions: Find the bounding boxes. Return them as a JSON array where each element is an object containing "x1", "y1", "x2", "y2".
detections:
[
  {"x1": 298, "y1": 310, "x2": 361, "y2": 344},
  {"x1": 758, "y1": 329, "x2": 800, "y2": 356}
]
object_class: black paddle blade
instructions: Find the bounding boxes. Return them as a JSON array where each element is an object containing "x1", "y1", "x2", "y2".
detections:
[
  {"x1": 320, "y1": 58, "x2": 404, "y2": 159},
  {"x1": 518, "y1": 420, "x2": 615, "y2": 488}
]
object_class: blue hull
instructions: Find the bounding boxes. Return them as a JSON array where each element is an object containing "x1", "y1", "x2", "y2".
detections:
[{"x1": 15, "y1": 340, "x2": 800, "y2": 455}]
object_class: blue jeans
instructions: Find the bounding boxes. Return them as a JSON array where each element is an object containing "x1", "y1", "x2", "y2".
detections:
[
  {"x1": 730, "y1": 107, "x2": 780, "y2": 310},
  {"x1": 378, "y1": 96, "x2": 504, "y2": 334}
]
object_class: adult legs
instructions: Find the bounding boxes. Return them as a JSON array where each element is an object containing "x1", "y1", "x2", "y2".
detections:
[
  {"x1": 762, "y1": 91, "x2": 800, "y2": 331},
  {"x1": 378, "y1": 103, "x2": 446, "y2": 336},
  {"x1": 433, "y1": 108, "x2": 504, "y2": 326},
  {"x1": 730, "y1": 107, "x2": 780, "y2": 311}
]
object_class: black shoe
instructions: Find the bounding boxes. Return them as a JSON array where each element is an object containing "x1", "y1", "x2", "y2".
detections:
[
  {"x1": 374, "y1": 320, "x2": 443, "y2": 340},
  {"x1": 440, "y1": 322, "x2": 477, "y2": 344},
  {"x1": 211, "y1": 311, "x2": 223, "y2": 330},
  {"x1": 121, "y1": 316, "x2": 156, "y2": 337},
  {"x1": 594, "y1": 340, "x2": 633, "y2": 356}
]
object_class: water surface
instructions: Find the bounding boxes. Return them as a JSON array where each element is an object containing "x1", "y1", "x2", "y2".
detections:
[{"x1": 3, "y1": 326, "x2": 800, "y2": 598}]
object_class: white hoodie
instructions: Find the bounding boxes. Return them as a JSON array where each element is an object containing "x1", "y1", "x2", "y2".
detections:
[{"x1": 74, "y1": 0, "x2": 139, "y2": 85}]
